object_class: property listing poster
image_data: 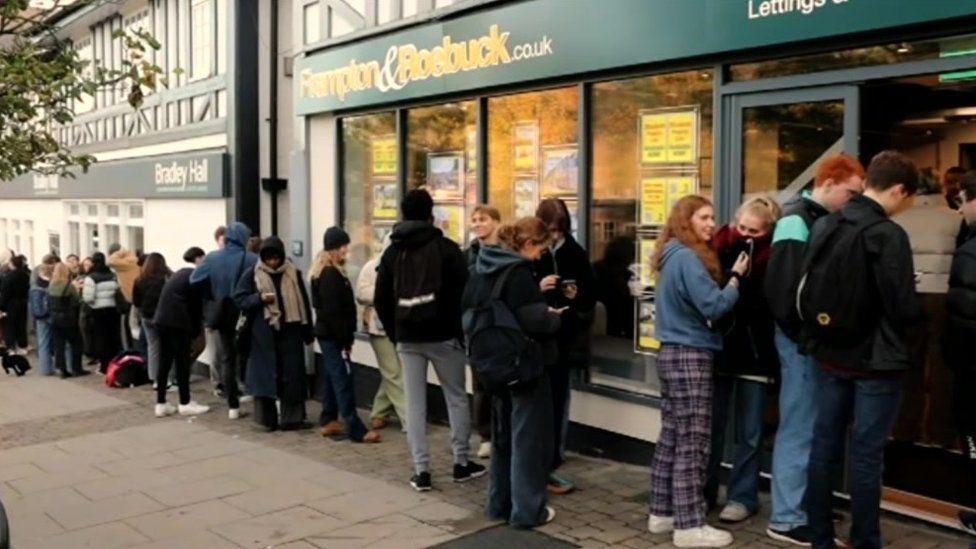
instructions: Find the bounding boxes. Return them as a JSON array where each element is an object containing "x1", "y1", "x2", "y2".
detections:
[
  {"x1": 638, "y1": 237, "x2": 656, "y2": 290},
  {"x1": 639, "y1": 108, "x2": 699, "y2": 166},
  {"x1": 513, "y1": 122, "x2": 540, "y2": 172},
  {"x1": 432, "y1": 204, "x2": 465, "y2": 245},
  {"x1": 639, "y1": 175, "x2": 699, "y2": 225},
  {"x1": 372, "y1": 136, "x2": 397, "y2": 176},
  {"x1": 372, "y1": 182, "x2": 398, "y2": 220},
  {"x1": 636, "y1": 300, "x2": 661, "y2": 353}
]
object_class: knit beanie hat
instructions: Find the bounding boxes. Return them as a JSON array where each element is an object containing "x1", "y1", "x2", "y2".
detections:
[
  {"x1": 323, "y1": 226, "x2": 351, "y2": 251},
  {"x1": 401, "y1": 189, "x2": 434, "y2": 221}
]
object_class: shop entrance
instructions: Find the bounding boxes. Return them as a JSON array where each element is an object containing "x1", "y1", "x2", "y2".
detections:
[{"x1": 724, "y1": 74, "x2": 976, "y2": 527}]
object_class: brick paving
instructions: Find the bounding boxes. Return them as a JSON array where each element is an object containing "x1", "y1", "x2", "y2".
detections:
[{"x1": 0, "y1": 361, "x2": 972, "y2": 548}]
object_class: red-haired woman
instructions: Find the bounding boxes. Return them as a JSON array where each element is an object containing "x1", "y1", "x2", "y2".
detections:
[{"x1": 647, "y1": 195, "x2": 747, "y2": 548}]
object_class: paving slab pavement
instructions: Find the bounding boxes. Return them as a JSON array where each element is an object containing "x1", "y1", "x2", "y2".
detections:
[{"x1": 0, "y1": 361, "x2": 972, "y2": 548}]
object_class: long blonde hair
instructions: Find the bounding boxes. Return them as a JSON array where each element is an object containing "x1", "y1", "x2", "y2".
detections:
[
  {"x1": 309, "y1": 249, "x2": 345, "y2": 280},
  {"x1": 51, "y1": 263, "x2": 71, "y2": 285}
]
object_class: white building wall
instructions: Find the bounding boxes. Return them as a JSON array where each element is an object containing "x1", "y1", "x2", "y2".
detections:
[{"x1": 144, "y1": 198, "x2": 228, "y2": 263}]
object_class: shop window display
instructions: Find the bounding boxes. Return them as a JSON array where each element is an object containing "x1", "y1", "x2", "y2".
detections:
[
  {"x1": 589, "y1": 69, "x2": 714, "y2": 396},
  {"x1": 341, "y1": 112, "x2": 397, "y2": 285},
  {"x1": 487, "y1": 87, "x2": 580, "y2": 227},
  {"x1": 406, "y1": 101, "x2": 478, "y2": 246}
]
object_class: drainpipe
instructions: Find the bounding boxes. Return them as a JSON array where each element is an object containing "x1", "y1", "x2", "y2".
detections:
[{"x1": 262, "y1": 0, "x2": 284, "y2": 235}]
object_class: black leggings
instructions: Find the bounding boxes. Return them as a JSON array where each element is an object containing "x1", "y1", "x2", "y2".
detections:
[
  {"x1": 52, "y1": 324, "x2": 83, "y2": 375},
  {"x1": 157, "y1": 326, "x2": 192, "y2": 405}
]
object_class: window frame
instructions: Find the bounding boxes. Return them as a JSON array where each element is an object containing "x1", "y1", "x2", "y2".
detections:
[{"x1": 189, "y1": 0, "x2": 215, "y2": 81}]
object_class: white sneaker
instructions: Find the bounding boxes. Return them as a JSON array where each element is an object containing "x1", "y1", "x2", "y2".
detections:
[
  {"x1": 477, "y1": 441, "x2": 492, "y2": 459},
  {"x1": 647, "y1": 514, "x2": 675, "y2": 534},
  {"x1": 544, "y1": 506, "x2": 556, "y2": 524},
  {"x1": 154, "y1": 403, "x2": 177, "y2": 418},
  {"x1": 228, "y1": 408, "x2": 241, "y2": 420},
  {"x1": 673, "y1": 525, "x2": 733, "y2": 548},
  {"x1": 719, "y1": 501, "x2": 752, "y2": 523},
  {"x1": 239, "y1": 395, "x2": 254, "y2": 404},
  {"x1": 178, "y1": 401, "x2": 210, "y2": 416}
]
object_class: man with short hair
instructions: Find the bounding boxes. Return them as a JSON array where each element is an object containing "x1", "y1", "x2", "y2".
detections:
[
  {"x1": 944, "y1": 166, "x2": 966, "y2": 210},
  {"x1": 944, "y1": 171, "x2": 976, "y2": 536},
  {"x1": 764, "y1": 154, "x2": 865, "y2": 546},
  {"x1": 804, "y1": 150, "x2": 923, "y2": 549},
  {"x1": 375, "y1": 189, "x2": 485, "y2": 492}
]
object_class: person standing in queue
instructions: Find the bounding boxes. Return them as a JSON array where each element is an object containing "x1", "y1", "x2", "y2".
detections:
[
  {"x1": 764, "y1": 154, "x2": 865, "y2": 546},
  {"x1": 647, "y1": 195, "x2": 746, "y2": 549},
  {"x1": 312, "y1": 227, "x2": 381, "y2": 443},
  {"x1": 47, "y1": 263, "x2": 88, "y2": 378},
  {"x1": 82, "y1": 252, "x2": 122, "y2": 373},
  {"x1": 234, "y1": 237, "x2": 314, "y2": 431},
  {"x1": 152, "y1": 247, "x2": 209, "y2": 417},
  {"x1": 463, "y1": 217, "x2": 561, "y2": 529},
  {"x1": 533, "y1": 198, "x2": 596, "y2": 495},
  {"x1": 704, "y1": 197, "x2": 781, "y2": 522},
  {"x1": 466, "y1": 205, "x2": 502, "y2": 459},
  {"x1": 191, "y1": 222, "x2": 258, "y2": 420}
]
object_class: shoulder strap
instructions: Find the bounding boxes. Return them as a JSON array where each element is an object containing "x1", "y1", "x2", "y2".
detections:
[{"x1": 489, "y1": 264, "x2": 518, "y2": 301}]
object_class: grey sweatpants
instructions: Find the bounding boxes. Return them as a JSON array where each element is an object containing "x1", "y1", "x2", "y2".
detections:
[{"x1": 397, "y1": 339, "x2": 471, "y2": 473}]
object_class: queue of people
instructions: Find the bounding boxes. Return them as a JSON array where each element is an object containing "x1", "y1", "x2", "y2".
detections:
[{"x1": 6, "y1": 149, "x2": 976, "y2": 548}]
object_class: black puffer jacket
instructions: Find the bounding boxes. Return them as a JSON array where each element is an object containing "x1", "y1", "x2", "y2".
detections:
[
  {"x1": 312, "y1": 266, "x2": 357, "y2": 348},
  {"x1": 946, "y1": 227, "x2": 976, "y2": 372}
]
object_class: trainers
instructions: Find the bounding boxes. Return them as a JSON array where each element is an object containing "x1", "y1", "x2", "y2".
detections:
[
  {"x1": 544, "y1": 506, "x2": 556, "y2": 524},
  {"x1": 178, "y1": 401, "x2": 210, "y2": 416},
  {"x1": 410, "y1": 471, "x2": 432, "y2": 492},
  {"x1": 766, "y1": 525, "x2": 813, "y2": 546},
  {"x1": 960, "y1": 510, "x2": 976, "y2": 535},
  {"x1": 546, "y1": 472, "x2": 576, "y2": 495},
  {"x1": 154, "y1": 403, "x2": 177, "y2": 418},
  {"x1": 453, "y1": 461, "x2": 487, "y2": 482},
  {"x1": 239, "y1": 394, "x2": 254, "y2": 403},
  {"x1": 477, "y1": 441, "x2": 492, "y2": 459},
  {"x1": 647, "y1": 514, "x2": 675, "y2": 534},
  {"x1": 228, "y1": 408, "x2": 241, "y2": 420},
  {"x1": 673, "y1": 525, "x2": 733, "y2": 548},
  {"x1": 719, "y1": 501, "x2": 753, "y2": 523},
  {"x1": 320, "y1": 420, "x2": 345, "y2": 437}
]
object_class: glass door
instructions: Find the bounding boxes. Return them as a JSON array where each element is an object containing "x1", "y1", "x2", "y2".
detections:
[{"x1": 722, "y1": 85, "x2": 859, "y2": 219}]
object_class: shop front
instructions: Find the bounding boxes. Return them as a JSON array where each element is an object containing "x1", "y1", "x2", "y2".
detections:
[
  {"x1": 294, "y1": 0, "x2": 976, "y2": 527},
  {"x1": 0, "y1": 151, "x2": 229, "y2": 266}
]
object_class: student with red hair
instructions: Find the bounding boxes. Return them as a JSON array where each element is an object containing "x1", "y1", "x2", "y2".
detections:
[
  {"x1": 647, "y1": 195, "x2": 747, "y2": 548},
  {"x1": 764, "y1": 154, "x2": 865, "y2": 545}
]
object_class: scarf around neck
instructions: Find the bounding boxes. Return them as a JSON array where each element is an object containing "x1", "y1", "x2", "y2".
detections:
[{"x1": 254, "y1": 260, "x2": 306, "y2": 330}]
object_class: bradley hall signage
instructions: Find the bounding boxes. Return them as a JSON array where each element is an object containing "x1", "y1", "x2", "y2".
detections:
[
  {"x1": 1, "y1": 152, "x2": 227, "y2": 199},
  {"x1": 297, "y1": 0, "x2": 976, "y2": 114}
]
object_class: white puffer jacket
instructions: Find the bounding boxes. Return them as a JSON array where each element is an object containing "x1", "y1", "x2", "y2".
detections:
[
  {"x1": 894, "y1": 194, "x2": 963, "y2": 294},
  {"x1": 82, "y1": 272, "x2": 120, "y2": 310}
]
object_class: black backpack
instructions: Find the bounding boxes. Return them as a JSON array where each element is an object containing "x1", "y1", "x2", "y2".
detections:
[
  {"x1": 463, "y1": 265, "x2": 544, "y2": 393},
  {"x1": 797, "y1": 212, "x2": 885, "y2": 351},
  {"x1": 394, "y1": 239, "x2": 443, "y2": 324}
]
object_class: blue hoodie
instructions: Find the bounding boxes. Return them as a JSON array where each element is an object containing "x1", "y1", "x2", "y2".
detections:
[
  {"x1": 190, "y1": 222, "x2": 259, "y2": 302},
  {"x1": 654, "y1": 240, "x2": 738, "y2": 351}
]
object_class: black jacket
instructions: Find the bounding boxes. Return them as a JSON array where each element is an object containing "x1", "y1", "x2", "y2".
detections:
[
  {"x1": 464, "y1": 239, "x2": 482, "y2": 269},
  {"x1": 463, "y1": 245, "x2": 561, "y2": 367},
  {"x1": 532, "y1": 235, "x2": 596, "y2": 368},
  {"x1": 132, "y1": 276, "x2": 166, "y2": 321},
  {"x1": 375, "y1": 221, "x2": 468, "y2": 344},
  {"x1": 0, "y1": 266, "x2": 30, "y2": 312},
  {"x1": 946, "y1": 226, "x2": 976, "y2": 372},
  {"x1": 312, "y1": 266, "x2": 357, "y2": 348},
  {"x1": 765, "y1": 193, "x2": 829, "y2": 341},
  {"x1": 804, "y1": 195, "x2": 924, "y2": 372},
  {"x1": 153, "y1": 268, "x2": 203, "y2": 337}
]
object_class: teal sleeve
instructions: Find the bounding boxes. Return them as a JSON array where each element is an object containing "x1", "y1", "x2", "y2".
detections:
[{"x1": 772, "y1": 215, "x2": 810, "y2": 244}]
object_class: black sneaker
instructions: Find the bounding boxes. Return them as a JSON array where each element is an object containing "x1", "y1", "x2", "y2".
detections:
[
  {"x1": 453, "y1": 461, "x2": 487, "y2": 483},
  {"x1": 960, "y1": 510, "x2": 976, "y2": 535},
  {"x1": 766, "y1": 525, "x2": 813, "y2": 546},
  {"x1": 410, "y1": 472, "x2": 432, "y2": 492}
]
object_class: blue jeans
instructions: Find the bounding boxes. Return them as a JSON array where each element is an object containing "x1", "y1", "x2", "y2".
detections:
[
  {"x1": 769, "y1": 327, "x2": 818, "y2": 530},
  {"x1": 318, "y1": 339, "x2": 367, "y2": 441},
  {"x1": 487, "y1": 376, "x2": 554, "y2": 528},
  {"x1": 807, "y1": 368, "x2": 902, "y2": 549},
  {"x1": 705, "y1": 376, "x2": 767, "y2": 512},
  {"x1": 36, "y1": 319, "x2": 55, "y2": 376}
]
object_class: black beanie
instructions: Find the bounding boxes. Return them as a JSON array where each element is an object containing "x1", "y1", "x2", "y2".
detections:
[
  {"x1": 401, "y1": 189, "x2": 434, "y2": 221},
  {"x1": 323, "y1": 226, "x2": 351, "y2": 251}
]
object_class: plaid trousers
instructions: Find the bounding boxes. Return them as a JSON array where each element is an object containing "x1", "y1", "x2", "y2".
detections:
[{"x1": 649, "y1": 344, "x2": 714, "y2": 529}]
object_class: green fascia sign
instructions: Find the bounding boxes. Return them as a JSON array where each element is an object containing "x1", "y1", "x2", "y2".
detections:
[
  {"x1": 1, "y1": 151, "x2": 228, "y2": 199},
  {"x1": 296, "y1": 0, "x2": 976, "y2": 115}
]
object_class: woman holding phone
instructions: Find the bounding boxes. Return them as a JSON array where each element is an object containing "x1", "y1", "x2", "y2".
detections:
[
  {"x1": 703, "y1": 196, "x2": 781, "y2": 523},
  {"x1": 234, "y1": 236, "x2": 314, "y2": 432},
  {"x1": 533, "y1": 198, "x2": 596, "y2": 495},
  {"x1": 648, "y1": 195, "x2": 747, "y2": 548}
]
